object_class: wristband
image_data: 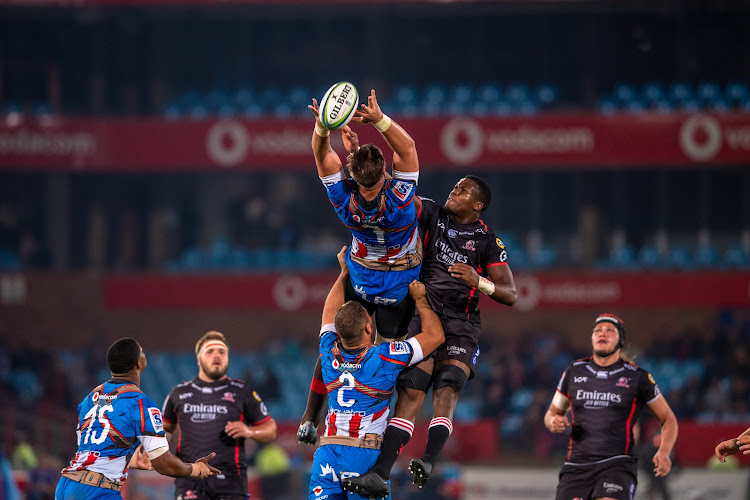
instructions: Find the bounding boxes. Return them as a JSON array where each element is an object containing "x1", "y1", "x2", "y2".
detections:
[
  {"x1": 310, "y1": 377, "x2": 327, "y2": 395},
  {"x1": 372, "y1": 114, "x2": 392, "y2": 133},
  {"x1": 315, "y1": 124, "x2": 330, "y2": 137},
  {"x1": 477, "y1": 276, "x2": 495, "y2": 296}
]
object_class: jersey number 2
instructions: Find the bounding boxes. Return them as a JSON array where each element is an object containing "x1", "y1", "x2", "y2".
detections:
[{"x1": 337, "y1": 372, "x2": 356, "y2": 408}]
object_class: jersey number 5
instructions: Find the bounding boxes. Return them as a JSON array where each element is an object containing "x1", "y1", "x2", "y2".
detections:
[
  {"x1": 81, "y1": 404, "x2": 113, "y2": 446},
  {"x1": 337, "y1": 372, "x2": 356, "y2": 408}
]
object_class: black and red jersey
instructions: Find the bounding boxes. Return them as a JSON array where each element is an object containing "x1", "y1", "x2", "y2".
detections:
[
  {"x1": 555, "y1": 357, "x2": 662, "y2": 464},
  {"x1": 417, "y1": 197, "x2": 508, "y2": 322},
  {"x1": 162, "y1": 377, "x2": 271, "y2": 477}
]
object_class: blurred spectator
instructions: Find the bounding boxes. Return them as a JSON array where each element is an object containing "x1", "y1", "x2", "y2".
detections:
[
  {"x1": 27, "y1": 453, "x2": 60, "y2": 500},
  {"x1": 253, "y1": 442, "x2": 292, "y2": 499},
  {"x1": 11, "y1": 432, "x2": 37, "y2": 470}
]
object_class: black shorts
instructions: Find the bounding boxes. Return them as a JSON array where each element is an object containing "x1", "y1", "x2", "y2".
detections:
[
  {"x1": 556, "y1": 457, "x2": 637, "y2": 500},
  {"x1": 345, "y1": 277, "x2": 415, "y2": 341},
  {"x1": 407, "y1": 313, "x2": 481, "y2": 378},
  {"x1": 175, "y1": 474, "x2": 248, "y2": 500}
]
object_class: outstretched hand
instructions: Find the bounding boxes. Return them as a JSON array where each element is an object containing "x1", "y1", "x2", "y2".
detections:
[
  {"x1": 308, "y1": 98, "x2": 324, "y2": 127},
  {"x1": 652, "y1": 450, "x2": 672, "y2": 477},
  {"x1": 351, "y1": 89, "x2": 383, "y2": 124},
  {"x1": 191, "y1": 452, "x2": 221, "y2": 478},
  {"x1": 341, "y1": 126, "x2": 359, "y2": 153}
]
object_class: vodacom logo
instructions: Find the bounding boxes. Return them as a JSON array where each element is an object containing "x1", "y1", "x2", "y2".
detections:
[
  {"x1": 513, "y1": 274, "x2": 542, "y2": 312},
  {"x1": 440, "y1": 119, "x2": 484, "y2": 165},
  {"x1": 679, "y1": 114, "x2": 722, "y2": 162},
  {"x1": 272, "y1": 274, "x2": 308, "y2": 311},
  {"x1": 206, "y1": 121, "x2": 250, "y2": 166}
]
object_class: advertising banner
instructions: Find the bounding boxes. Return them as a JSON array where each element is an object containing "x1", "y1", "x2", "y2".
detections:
[{"x1": 2, "y1": 113, "x2": 749, "y2": 170}]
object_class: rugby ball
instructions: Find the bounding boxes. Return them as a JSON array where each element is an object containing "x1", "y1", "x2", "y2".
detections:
[{"x1": 319, "y1": 81, "x2": 359, "y2": 130}]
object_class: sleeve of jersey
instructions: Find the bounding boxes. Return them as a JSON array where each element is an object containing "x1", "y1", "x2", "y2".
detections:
[
  {"x1": 377, "y1": 340, "x2": 417, "y2": 372},
  {"x1": 244, "y1": 389, "x2": 273, "y2": 425},
  {"x1": 134, "y1": 396, "x2": 170, "y2": 454},
  {"x1": 319, "y1": 327, "x2": 337, "y2": 354},
  {"x1": 320, "y1": 171, "x2": 349, "y2": 207},
  {"x1": 161, "y1": 392, "x2": 176, "y2": 424},
  {"x1": 555, "y1": 369, "x2": 571, "y2": 400},
  {"x1": 640, "y1": 369, "x2": 663, "y2": 404},
  {"x1": 387, "y1": 179, "x2": 417, "y2": 206},
  {"x1": 484, "y1": 229, "x2": 509, "y2": 267}
]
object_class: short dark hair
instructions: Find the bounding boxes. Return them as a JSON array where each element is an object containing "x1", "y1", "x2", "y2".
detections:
[
  {"x1": 347, "y1": 144, "x2": 386, "y2": 188},
  {"x1": 195, "y1": 331, "x2": 229, "y2": 356},
  {"x1": 107, "y1": 337, "x2": 142, "y2": 374},
  {"x1": 465, "y1": 175, "x2": 492, "y2": 212},
  {"x1": 334, "y1": 301, "x2": 370, "y2": 345}
]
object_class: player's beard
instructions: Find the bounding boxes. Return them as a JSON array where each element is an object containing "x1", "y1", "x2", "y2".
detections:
[
  {"x1": 593, "y1": 345, "x2": 619, "y2": 358},
  {"x1": 199, "y1": 359, "x2": 228, "y2": 381}
]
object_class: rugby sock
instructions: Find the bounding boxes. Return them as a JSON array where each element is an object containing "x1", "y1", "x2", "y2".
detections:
[
  {"x1": 370, "y1": 418, "x2": 414, "y2": 479},
  {"x1": 422, "y1": 417, "x2": 453, "y2": 464}
]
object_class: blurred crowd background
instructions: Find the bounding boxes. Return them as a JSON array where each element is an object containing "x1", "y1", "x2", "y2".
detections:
[{"x1": 1, "y1": 0, "x2": 749, "y2": 498}]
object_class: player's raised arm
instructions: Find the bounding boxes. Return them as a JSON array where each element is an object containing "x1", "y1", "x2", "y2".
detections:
[
  {"x1": 409, "y1": 280, "x2": 444, "y2": 356},
  {"x1": 354, "y1": 89, "x2": 418, "y2": 174},
  {"x1": 321, "y1": 246, "x2": 350, "y2": 328},
  {"x1": 309, "y1": 98, "x2": 344, "y2": 177}
]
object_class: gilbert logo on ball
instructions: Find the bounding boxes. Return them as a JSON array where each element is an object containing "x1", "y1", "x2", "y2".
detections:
[{"x1": 320, "y1": 81, "x2": 359, "y2": 130}]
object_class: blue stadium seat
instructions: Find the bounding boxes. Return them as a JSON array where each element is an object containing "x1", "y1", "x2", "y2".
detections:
[
  {"x1": 241, "y1": 103, "x2": 264, "y2": 118},
  {"x1": 393, "y1": 84, "x2": 418, "y2": 105},
  {"x1": 233, "y1": 88, "x2": 257, "y2": 107},
  {"x1": 726, "y1": 82, "x2": 749, "y2": 103},
  {"x1": 680, "y1": 99, "x2": 702, "y2": 112},
  {"x1": 609, "y1": 246, "x2": 637, "y2": 270},
  {"x1": 476, "y1": 84, "x2": 502, "y2": 104},
  {"x1": 669, "y1": 245, "x2": 693, "y2": 270},
  {"x1": 614, "y1": 83, "x2": 636, "y2": 103},
  {"x1": 697, "y1": 82, "x2": 722, "y2": 102},
  {"x1": 187, "y1": 104, "x2": 210, "y2": 120},
  {"x1": 724, "y1": 245, "x2": 750, "y2": 269},
  {"x1": 423, "y1": 84, "x2": 448, "y2": 105},
  {"x1": 667, "y1": 82, "x2": 693, "y2": 103},
  {"x1": 624, "y1": 98, "x2": 646, "y2": 114},
  {"x1": 505, "y1": 83, "x2": 530, "y2": 103},
  {"x1": 450, "y1": 84, "x2": 474, "y2": 104},
  {"x1": 694, "y1": 244, "x2": 720, "y2": 268},
  {"x1": 490, "y1": 101, "x2": 513, "y2": 116},
  {"x1": 642, "y1": 82, "x2": 665, "y2": 103},
  {"x1": 638, "y1": 245, "x2": 666, "y2": 269},
  {"x1": 535, "y1": 83, "x2": 559, "y2": 106}
]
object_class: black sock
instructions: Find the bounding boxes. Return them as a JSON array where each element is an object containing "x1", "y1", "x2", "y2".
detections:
[
  {"x1": 422, "y1": 417, "x2": 452, "y2": 464},
  {"x1": 370, "y1": 418, "x2": 413, "y2": 479}
]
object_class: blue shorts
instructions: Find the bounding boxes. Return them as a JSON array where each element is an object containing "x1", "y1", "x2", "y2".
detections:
[
  {"x1": 55, "y1": 476, "x2": 122, "y2": 499},
  {"x1": 309, "y1": 444, "x2": 392, "y2": 500},
  {"x1": 346, "y1": 252, "x2": 421, "y2": 305}
]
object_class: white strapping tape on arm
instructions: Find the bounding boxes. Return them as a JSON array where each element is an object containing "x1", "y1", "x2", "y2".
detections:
[
  {"x1": 392, "y1": 168, "x2": 419, "y2": 185},
  {"x1": 146, "y1": 445, "x2": 169, "y2": 460},
  {"x1": 406, "y1": 337, "x2": 424, "y2": 366},
  {"x1": 320, "y1": 323, "x2": 336, "y2": 338},
  {"x1": 319, "y1": 170, "x2": 346, "y2": 186},
  {"x1": 552, "y1": 392, "x2": 570, "y2": 412}
]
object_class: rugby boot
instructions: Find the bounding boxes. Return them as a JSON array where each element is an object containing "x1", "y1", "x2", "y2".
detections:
[
  {"x1": 296, "y1": 421, "x2": 318, "y2": 445},
  {"x1": 409, "y1": 457, "x2": 433, "y2": 488},
  {"x1": 341, "y1": 471, "x2": 390, "y2": 499}
]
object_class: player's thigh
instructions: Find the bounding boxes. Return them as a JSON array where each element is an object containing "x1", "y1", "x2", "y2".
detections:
[
  {"x1": 433, "y1": 318, "x2": 481, "y2": 379},
  {"x1": 55, "y1": 478, "x2": 122, "y2": 500},
  {"x1": 555, "y1": 465, "x2": 594, "y2": 500},
  {"x1": 374, "y1": 295, "x2": 415, "y2": 341},
  {"x1": 591, "y1": 461, "x2": 637, "y2": 500},
  {"x1": 310, "y1": 446, "x2": 389, "y2": 500}
]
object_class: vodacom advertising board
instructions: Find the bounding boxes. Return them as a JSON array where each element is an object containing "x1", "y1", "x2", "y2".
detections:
[{"x1": 1, "y1": 112, "x2": 749, "y2": 170}]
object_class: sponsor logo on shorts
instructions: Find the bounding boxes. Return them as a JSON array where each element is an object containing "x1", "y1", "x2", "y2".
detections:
[
  {"x1": 447, "y1": 345, "x2": 467, "y2": 356},
  {"x1": 603, "y1": 481, "x2": 623, "y2": 493},
  {"x1": 319, "y1": 463, "x2": 338, "y2": 481},
  {"x1": 313, "y1": 485, "x2": 324, "y2": 496}
]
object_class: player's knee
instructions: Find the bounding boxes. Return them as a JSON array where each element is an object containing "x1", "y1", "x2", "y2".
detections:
[
  {"x1": 396, "y1": 366, "x2": 432, "y2": 394},
  {"x1": 432, "y1": 365, "x2": 468, "y2": 393}
]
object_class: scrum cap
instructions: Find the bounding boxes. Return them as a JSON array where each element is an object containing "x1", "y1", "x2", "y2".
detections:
[{"x1": 594, "y1": 313, "x2": 626, "y2": 349}]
